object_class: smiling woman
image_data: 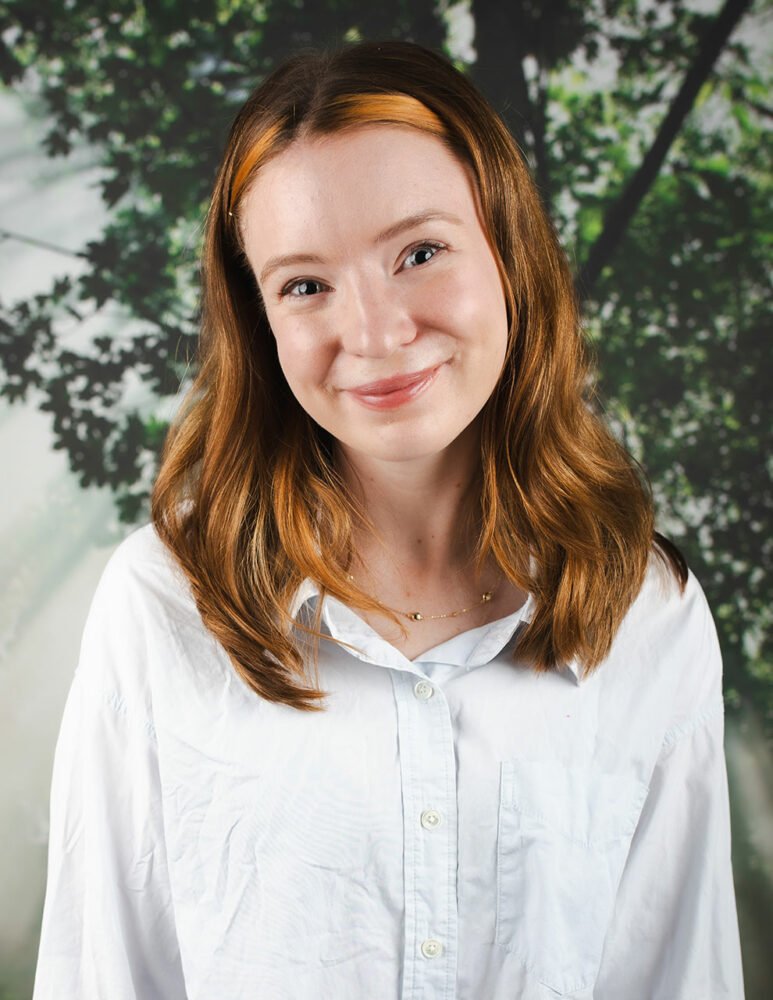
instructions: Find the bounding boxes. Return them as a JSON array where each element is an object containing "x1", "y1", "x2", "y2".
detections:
[
  {"x1": 240, "y1": 127, "x2": 508, "y2": 479},
  {"x1": 33, "y1": 41, "x2": 744, "y2": 1000}
]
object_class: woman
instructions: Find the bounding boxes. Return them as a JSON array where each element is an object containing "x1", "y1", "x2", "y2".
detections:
[{"x1": 34, "y1": 41, "x2": 744, "y2": 1000}]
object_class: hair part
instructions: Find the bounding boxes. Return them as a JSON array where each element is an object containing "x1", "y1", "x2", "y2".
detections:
[{"x1": 152, "y1": 41, "x2": 686, "y2": 711}]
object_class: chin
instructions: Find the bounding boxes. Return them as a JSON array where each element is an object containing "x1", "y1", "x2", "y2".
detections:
[{"x1": 343, "y1": 424, "x2": 471, "y2": 465}]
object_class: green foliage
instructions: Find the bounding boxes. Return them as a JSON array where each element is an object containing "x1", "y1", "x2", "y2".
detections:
[
  {"x1": 591, "y1": 132, "x2": 772, "y2": 709},
  {"x1": 0, "y1": 0, "x2": 770, "y2": 729}
]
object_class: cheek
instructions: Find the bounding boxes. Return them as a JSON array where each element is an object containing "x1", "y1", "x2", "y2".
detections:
[
  {"x1": 272, "y1": 320, "x2": 334, "y2": 395},
  {"x1": 430, "y1": 265, "x2": 508, "y2": 356}
]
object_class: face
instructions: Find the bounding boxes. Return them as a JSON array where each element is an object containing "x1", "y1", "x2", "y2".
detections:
[{"x1": 239, "y1": 124, "x2": 509, "y2": 469}]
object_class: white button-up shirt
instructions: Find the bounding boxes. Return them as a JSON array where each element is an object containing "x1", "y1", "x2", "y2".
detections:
[{"x1": 34, "y1": 524, "x2": 744, "y2": 999}]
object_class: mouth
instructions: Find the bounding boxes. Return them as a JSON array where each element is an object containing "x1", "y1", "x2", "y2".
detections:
[{"x1": 345, "y1": 363, "x2": 444, "y2": 411}]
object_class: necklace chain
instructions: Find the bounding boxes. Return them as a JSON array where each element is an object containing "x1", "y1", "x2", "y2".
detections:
[{"x1": 347, "y1": 574, "x2": 495, "y2": 622}]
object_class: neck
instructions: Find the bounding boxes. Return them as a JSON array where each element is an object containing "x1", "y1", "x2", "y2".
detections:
[{"x1": 337, "y1": 422, "x2": 483, "y2": 580}]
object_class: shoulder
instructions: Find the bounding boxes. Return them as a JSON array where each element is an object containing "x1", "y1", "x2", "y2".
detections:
[
  {"x1": 616, "y1": 552, "x2": 724, "y2": 739},
  {"x1": 90, "y1": 523, "x2": 196, "y2": 622},
  {"x1": 75, "y1": 524, "x2": 207, "y2": 718},
  {"x1": 99, "y1": 520, "x2": 183, "y2": 580},
  {"x1": 632, "y1": 553, "x2": 719, "y2": 667},
  {"x1": 631, "y1": 552, "x2": 715, "y2": 642}
]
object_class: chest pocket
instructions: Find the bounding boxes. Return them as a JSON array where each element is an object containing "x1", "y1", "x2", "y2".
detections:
[{"x1": 496, "y1": 759, "x2": 648, "y2": 996}]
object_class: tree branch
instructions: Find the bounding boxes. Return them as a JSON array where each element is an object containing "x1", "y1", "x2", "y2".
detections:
[
  {"x1": 470, "y1": 0, "x2": 532, "y2": 152},
  {"x1": 575, "y1": 0, "x2": 754, "y2": 302},
  {"x1": 0, "y1": 227, "x2": 88, "y2": 259}
]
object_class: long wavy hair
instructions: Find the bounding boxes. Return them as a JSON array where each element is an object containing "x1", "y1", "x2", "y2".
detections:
[{"x1": 151, "y1": 41, "x2": 686, "y2": 710}]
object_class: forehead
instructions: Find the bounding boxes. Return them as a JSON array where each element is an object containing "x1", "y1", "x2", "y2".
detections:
[{"x1": 239, "y1": 125, "x2": 479, "y2": 247}]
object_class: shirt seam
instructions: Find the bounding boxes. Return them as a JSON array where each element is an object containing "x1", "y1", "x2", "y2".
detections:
[
  {"x1": 660, "y1": 697, "x2": 723, "y2": 752},
  {"x1": 100, "y1": 686, "x2": 158, "y2": 742}
]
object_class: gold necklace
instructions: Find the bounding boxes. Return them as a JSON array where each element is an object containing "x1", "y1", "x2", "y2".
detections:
[{"x1": 347, "y1": 574, "x2": 496, "y2": 622}]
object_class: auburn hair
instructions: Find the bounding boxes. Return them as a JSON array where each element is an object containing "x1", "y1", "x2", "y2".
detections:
[{"x1": 151, "y1": 41, "x2": 687, "y2": 710}]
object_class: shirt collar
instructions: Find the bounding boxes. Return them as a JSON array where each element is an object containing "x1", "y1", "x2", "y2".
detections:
[
  {"x1": 288, "y1": 579, "x2": 583, "y2": 682},
  {"x1": 288, "y1": 578, "x2": 321, "y2": 620}
]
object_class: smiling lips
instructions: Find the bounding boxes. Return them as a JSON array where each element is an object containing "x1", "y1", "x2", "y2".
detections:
[{"x1": 345, "y1": 364, "x2": 444, "y2": 410}]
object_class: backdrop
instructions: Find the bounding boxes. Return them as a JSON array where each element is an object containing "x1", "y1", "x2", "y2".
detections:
[{"x1": 0, "y1": 1, "x2": 770, "y2": 997}]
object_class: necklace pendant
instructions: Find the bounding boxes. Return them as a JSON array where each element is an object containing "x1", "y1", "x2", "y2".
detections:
[
  {"x1": 410, "y1": 612, "x2": 424, "y2": 621},
  {"x1": 482, "y1": 591, "x2": 493, "y2": 602}
]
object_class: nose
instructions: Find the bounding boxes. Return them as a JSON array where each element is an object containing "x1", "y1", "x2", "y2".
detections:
[{"x1": 337, "y1": 276, "x2": 416, "y2": 358}]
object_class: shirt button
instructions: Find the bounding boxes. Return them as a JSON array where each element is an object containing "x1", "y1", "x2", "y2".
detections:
[
  {"x1": 421, "y1": 938, "x2": 443, "y2": 959},
  {"x1": 413, "y1": 680, "x2": 434, "y2": 700},
  {"x1": 420, "y1": 809, "x2": 442, "y2": 830}
]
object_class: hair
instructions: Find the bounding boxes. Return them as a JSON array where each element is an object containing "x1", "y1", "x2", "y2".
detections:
[{"x1": 151, "y1": 40, "x2": 687, "y2": 710}]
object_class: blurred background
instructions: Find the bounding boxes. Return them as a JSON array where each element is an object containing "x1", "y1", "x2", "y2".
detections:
[{"x1": 0, "y1": 0, "x2": 770, "y2": 997}]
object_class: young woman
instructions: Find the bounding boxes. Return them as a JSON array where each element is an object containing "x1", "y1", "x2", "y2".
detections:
[{"x1": 34, "y1": 41, "x2": 744, "y2": 1000}]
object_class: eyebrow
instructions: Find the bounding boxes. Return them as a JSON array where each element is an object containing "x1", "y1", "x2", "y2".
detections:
[{"x1": 258, "y1": 210, "x2": 464, "y2": 286}]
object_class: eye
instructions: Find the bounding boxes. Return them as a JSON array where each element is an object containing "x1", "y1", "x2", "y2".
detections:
[
  {"x1": 402, "y1": 241, "x2": 445, "y2": 270},
  {"x1": 281, "y1": 278, "x2": 327, "y2": 298}
]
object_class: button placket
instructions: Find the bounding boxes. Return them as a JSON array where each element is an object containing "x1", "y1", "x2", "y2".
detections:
[{"x1": 392, "y1": 670, "x2": 458, "y2": 998}]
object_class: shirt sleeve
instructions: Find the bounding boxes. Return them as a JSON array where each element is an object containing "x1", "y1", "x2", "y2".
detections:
[
  {"x1": 33, "y1": 549, "x2": 188, "y2": 1000},
  {"x1": 594, "y1": 580, "x2": 745, "y2": 1000}
]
